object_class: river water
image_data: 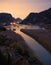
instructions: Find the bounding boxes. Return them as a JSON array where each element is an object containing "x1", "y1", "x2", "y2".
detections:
[{"x1": 15, "y1": 30, "x2": 51, "y2": 65}]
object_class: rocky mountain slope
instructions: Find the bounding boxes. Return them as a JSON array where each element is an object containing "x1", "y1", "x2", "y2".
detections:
[{"x1": 20, "y1": 8, "x2": 51, "y2": 29}]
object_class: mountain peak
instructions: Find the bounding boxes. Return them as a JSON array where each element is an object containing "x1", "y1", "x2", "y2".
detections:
[{"x1": 48, "y1": 8, "x2": 51, "y2": 11}]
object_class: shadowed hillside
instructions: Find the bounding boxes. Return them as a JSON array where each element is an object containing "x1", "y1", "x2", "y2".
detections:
[
  {"x1": 20, "y1": 8, "x2": 51, "y2": 29},
  {"x1": 0, "y1": 13, "x2": 15, "y2": 26}
]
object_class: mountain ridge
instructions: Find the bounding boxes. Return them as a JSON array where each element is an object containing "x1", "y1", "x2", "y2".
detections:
[
  {"x1": 20, "y1": 8, "x2": 51, "y2": 25},
  {"x1": 0, "y1": 13, "x2": 15, "y2": 25}
]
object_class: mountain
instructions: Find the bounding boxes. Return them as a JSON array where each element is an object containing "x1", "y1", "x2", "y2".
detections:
[
  {"x1": 15, "y1": 18, "x2": 22, "y2": 23},
  {"x1": 39, "y1": 8, "x2": 51, "y2": 24},
  {"x1": 20, "y1": 8, "x2": 51, "y2": 25},
  {"x1": 20, "y1": 13, "x2": 42, "y2": 25},
  {"x1": 0, "y1": 13, "x2": 15, "y2": 25}
]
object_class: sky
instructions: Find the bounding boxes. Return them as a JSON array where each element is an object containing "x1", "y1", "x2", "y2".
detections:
[{"x1": 0, "y1": 0, "x2": 51, "y2": 19}]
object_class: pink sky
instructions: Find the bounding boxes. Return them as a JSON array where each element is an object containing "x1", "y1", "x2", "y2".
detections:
[{"x1": 0, "y1": 0, "x2": 51, "y2": 19}]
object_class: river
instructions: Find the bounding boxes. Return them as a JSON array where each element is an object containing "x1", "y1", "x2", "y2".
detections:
[
  {"x1": 5, "y1": 25, "x2": 51, "y2": 65},
  {"x1": 15, "y1": 29, "x2": 51, "y2": 65}
]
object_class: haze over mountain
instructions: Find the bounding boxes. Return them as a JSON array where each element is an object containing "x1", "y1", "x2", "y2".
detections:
[
  {"x1": 15, "y1": 18, "x2": 22, "y2": 23},
  {"x1": 20, "y1": 8, "x2": 51, "y2": 26}
]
